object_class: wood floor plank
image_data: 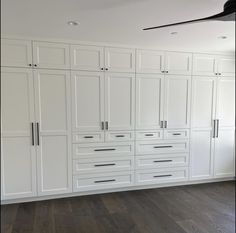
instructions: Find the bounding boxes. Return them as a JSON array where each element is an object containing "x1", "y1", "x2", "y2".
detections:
[{"x1": 1, "y1": 181, "x2": 235, "y2": 233}]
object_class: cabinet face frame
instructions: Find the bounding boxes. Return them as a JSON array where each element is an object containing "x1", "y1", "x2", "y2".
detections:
[{"x1": 1, "y1": 68, "x2": 37, "y2": 200}]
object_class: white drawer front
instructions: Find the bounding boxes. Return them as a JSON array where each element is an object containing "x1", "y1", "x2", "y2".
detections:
[
  {"x1": 73, "y1": 132, "x2": 104, "y2": 143},
  {"x1": 136, "y1": 168, "x2": 188, "y2": 185},
  {"x1": 136, "y1": 140, "x2": 189, "y2": 155},
  {"x1": 136, "y1": 154, "x2": 189, "y2": 170},
  {"x1": 136, "y1": 130, "x2": 163, "y2": 140},
  {"x1": 73, "y1": 157, "x2": 134, "y2": 174},
  {"x1": 73, "y1": 171, "x2": 134, "y2": 192},
  {"x1": 105, "y1": 131, "x2": 134, "y2": 142},
  {"x1": 164, "y1": 129, "x2": 189, "y2": 140},
  {"x1": 73, "y1": 142, "x2": 134, "y2": 158}
]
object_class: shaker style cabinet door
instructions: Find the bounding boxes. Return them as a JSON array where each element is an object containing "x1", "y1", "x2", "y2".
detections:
[
  {"x1": 71, "y1": 71, "x2": 105, "y2": 132},
  {"x1": 165, "y1": 52, "x2": 192, "y2": 75},
  {"x1": 33, "y1": 41, "x2": 70, "y2": 69},
  {"x1": 105, "y1": 73, "x2": 135, "y2": 131},
  {"x1": 136, "y1": 74, "x2": 164, "y2": 130},
  {"x1": 70, "y1": 45, "x2": 104, "y2": 71},
  {"x1": 164, "y1": 75, "x2": 191, "y2": 129},
  {"x1": 190, "y1": 76, "x2": 217, "y2": 180},
  {"x1": 34, "y1": 69, "x2": 72, "y2": 196},
  {"x1": 192, "y1": 54, "x2": 218, "y2": 76},
  {"x1": 105, "y1": 47, "x2": 135, "y2": 73},
  {"x1": 136, "y1": 50, "x2": 165, "y2": 74},
  {"x1": 217, "y1": 56, "x2": 235, "y2": 77},
  {"x1": 1, "y1": 68, "x2": 37, "y2": 200},
  {"x1": 214, "y1": 77, "x2": 235, "y2": 178},
  {"x1": 1, "y1": 39, "x2": 33, "y2": 68}
]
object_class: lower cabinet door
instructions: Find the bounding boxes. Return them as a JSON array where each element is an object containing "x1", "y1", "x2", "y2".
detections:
[
  {"x1": 135, "y1": 167, "x2": 188, "y2": 185},
  {"x1": 73, "y1": 171, "x2": 134, "y2": 192},
  {"x1": 190, "y1": 129, "x2": 214, "y2": 180},
  {"x1": 214, "y1": 128, "x2": 235, "y2": 178}
]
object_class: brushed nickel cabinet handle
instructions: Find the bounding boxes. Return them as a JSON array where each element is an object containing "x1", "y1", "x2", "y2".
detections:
[
  {"x1": 216, "y1": 119, "x2": 219, "y2": 138},
  {"x1": 94, "y1": 148, "x2": 116, "y2": 152},
  {"x1": 84, "y1": 136, "x2": 94, "y2": 139},
  {"x1": 153, "y1": 160, "x2": 173, "y2": 163},
  {"x1": 31, "y1": 123, "x2": 34, "y2": 146},
  {"x1": 115, "y1": 135, "x2": 125, "y2": 138},
  {"x1": 145, "y1": 134, "x2": 154, "y2": 136},
  {"x1": 105, "y1": 121, "x2": 109, "y2": 130},
  {"x1": 153, "y1": 146, "x2": 172, "y2": 148},
  {"x1": 160, "y1": 121, "x2": 163, "y2": 128},
  {"x1": 101, "y1": 122, "x2": 104, "y2": 130},
  {"x1": 153, "y1": 174, "x2": 172, "y2": 178},
  {"x1": 36, "y1": 122, "x2": 40, "y2": 146},
  {"x1": 213, "y1": 120, "x2": 216, "y2": 138},
  {"x1": 94, "y1": 163, "x2": 116, "y2": 167},
  {"x1": 94, "y1": 179, "x2": 115, "y2": 183},
  {"x1": 165, "y1": 121, "x2": 168, "y2": 128}
]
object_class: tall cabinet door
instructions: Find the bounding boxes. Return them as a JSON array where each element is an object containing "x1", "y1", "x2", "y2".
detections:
[
  {"x1": 34, "y1": 69, "x2": 72, "y2": 196},
  {"x1": 136, "y1": 74, "x2": 164, "y2": 130},
  {"x1": 164, "y1": 75, "x2": 191, "y2": 129},
  {"x1": 105, "y1": 73, "x2": 135, "y2": 131},
  {"x1": 1, "y1": 68, "x2": 37, "y2": 200},
  {"x1": 214, "y1": 77, "x2": 235, "y2": 178},
  {"x1": 190, "y1": 76, "x2": 217, "y2": 180},
  {"x1": 71, "y1": 71, "x2": 105, "y2": 132}
]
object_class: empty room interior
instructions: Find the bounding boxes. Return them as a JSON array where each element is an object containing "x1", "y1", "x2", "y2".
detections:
[{"x1": 1, "y1": 0, "x2": 235, "y2": 232}]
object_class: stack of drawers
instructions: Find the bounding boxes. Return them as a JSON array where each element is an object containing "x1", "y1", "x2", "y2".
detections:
[
  {"x1": 135, "y1": 129, "x2": 190, "y2": 185},
  {"x1": 72, "y1": 132, "x2": 135, "y2": 192}
]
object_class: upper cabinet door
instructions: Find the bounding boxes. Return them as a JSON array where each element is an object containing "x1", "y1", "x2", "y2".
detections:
[
  {"x1": 193, "y1": 54, "x2": 218, "y2": 76},
  {"x1": 136, "y1": 74, "x2": 164, "y2": 130},
  {"x1": 71, "y1": 71, "x2": 105, "y2": 132},
  {"x1": 33, "y1": 41, "x2": 70, "y2": 69},
  {"x1": 105, "y1": 73, "x2": 135, "y2": 131},
  {"x1": 191, "y1": 76, "x2": 217, "y2": 129},
  {"x1": 216, "y1": 77, "x2": 235, "y2": 128},
  {"x1": 1, "y1": 68, "x2": 37, "y2": 200},
  {"x1": 1, "y1": 39, "x2": 33, "y2": 68},
  {"x1": 217, "y1": 56, "x2": 235, "y2": 77},
  {"x1": 105, "y1": 47, "x2": 135, "y2": 73},
  {"x1": 136, "y1": 50, "x2": 165, "y2": 74},
  {"x1": 164, "y1": 75, "x2": 191, "y2": 129},
  {"x1": 165, "y1": 52, "x2": 192, "y2": 75},
  {"x1": 70, "y1": 45, "x2": 104, "y2": 71},
  {"x1": 34, "y1": 69, "x2": 72, "y2": 196}
]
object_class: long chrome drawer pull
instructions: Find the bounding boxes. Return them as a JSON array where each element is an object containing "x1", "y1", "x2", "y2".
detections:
[
  {"x1": 31, "y1": 123, "x2": 34, "y2": 146},
  {"x1": 145, "y1": 134, "x2": 154, "y2": 136},
  {"x1": 116, "y1": 135, "x2": 125, "y2": 137},
  {"x1": 101, "y1": 122, "x2": 104, "y2": 130},
  {"x1": 153, "y1": 174, "x2": 172, "y2": 178},
  {"x1": 94, "y1": 148, "x2": 116, "y2": 152},
  {"x1": 84, "y1": 136, "x2": 94, "y2": 139},
  {"x1": 172, "y1": 133, "x2": 181, "y2": 136},
  {"x1": 153, "y1": 146, "x2": 173, "y2": 148},
  {"x1": 216, "y1": 119, "x2": 219, "y2": 138},
  {"x1": 36, "y1": 122, "x2": 40, "y2": 146},
  {"x1": 153, "y1": 160, "x2": 173, "y2": 163},
  {"x1": 94, "y1": 163, "x2": 116, "y2": 167},
  {"x1": 105, "y1": 121, "x2": 109, "y2": 130},
  {"x1": 94, "y1": 179, "x2": 116, "y2": 183}
]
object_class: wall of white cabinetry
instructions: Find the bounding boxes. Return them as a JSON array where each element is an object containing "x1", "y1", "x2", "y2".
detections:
[{"x1": 1, "y1": 38, "x2": 235, "y2": 202}]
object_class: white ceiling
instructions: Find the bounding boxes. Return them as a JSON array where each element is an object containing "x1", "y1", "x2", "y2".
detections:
[{"x1": 1, "y1": 0, "x2": 235, "y2": 52}]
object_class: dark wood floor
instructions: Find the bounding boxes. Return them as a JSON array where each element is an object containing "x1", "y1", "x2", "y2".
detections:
[{"x1": 1, "y1": 181, "x2": 235, "y2": 233}]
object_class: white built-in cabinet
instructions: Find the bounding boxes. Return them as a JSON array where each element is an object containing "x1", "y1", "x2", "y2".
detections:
[
  {"x1": 70, "y1": 45, "x2": 135, "y2": 73},
  {"x1": 136, "y1": 50, "x2": 192, "y2": 75},
  {"x1": 190, "y1": 76, "x2": 235, "y2": 180},
  {"x1": 193, "y1": 53, "x2": 235, "y2": 77},
  {"x1": 1, "y1": 67, "x2": 72, "y2": 200},
  {"x1": 1, "y1": 38, "x2": 235, "y2": 202}
]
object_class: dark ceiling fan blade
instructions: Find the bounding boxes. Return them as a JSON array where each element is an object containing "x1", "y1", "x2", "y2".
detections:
[{"x1": 143, "y1": 12, "x2": 228, "y2": 30}]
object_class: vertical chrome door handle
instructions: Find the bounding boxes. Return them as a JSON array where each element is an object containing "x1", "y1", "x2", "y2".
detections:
[
  {"x1": 36, "y1": 122, "x2": 40, "y2": 146},
  {"x1": 160, "y1": 121, "x2": 163, "y2": 128},
  {"x1": 31, "y1": 123, "x2": 35, "y2": 146},
  {"x1": 105, "y1": 121, "x2": 109, "y2": 130},
  {"x1": 216, "y1": 119, "x2": 219, "y2": 138},
  {"x1": 101, "y1": 122, "x2": 104, "y2": 130},
  {"x1": 165, "y1": 121, "x2": 168, "y2": 128}
]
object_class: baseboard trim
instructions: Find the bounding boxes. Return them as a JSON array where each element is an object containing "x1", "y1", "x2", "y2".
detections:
[{"x1": 1, "y1": 177, "x2": 235, "y2": 205}]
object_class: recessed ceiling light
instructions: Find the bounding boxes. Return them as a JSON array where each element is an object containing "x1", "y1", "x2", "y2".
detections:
[
  {"x1": 170, "y1": 32, "x2": 178, "y2": 35},
  {"x1": 67, "y1": 21, "x2": 79, "y2": 26},
  {"x1": 218, "y1": 36, "x2": 227, "y2": 39}
]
